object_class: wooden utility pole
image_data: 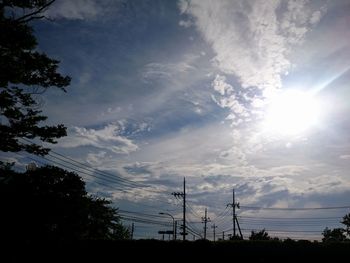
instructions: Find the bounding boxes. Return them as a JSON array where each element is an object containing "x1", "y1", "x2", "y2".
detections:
[
  {"x1": 172, "y1": 177, "x2": 186, "y2": 241},
  {"x1": 227, "y1": 189, "x2": 243, "y2": 239},
  {"x1": 131, "y1": 222, "x2": 134, "y2": 240},
  {"x1": 212, "y1": 224, "x2": 218, "y2": 241},
  {"x1": 183, "y1": 177, "x2": 186, "y2": 241},
  {"x1": 233, "y1": 189, "x2": 236, "y2": 237},
  {"x1": 201, "y1": 208, "x2": 211, "y2": 240}
]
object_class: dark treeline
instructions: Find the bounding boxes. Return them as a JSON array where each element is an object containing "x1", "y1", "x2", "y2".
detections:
[
  {"x1": 0, "y1": 163, "x2": 130, "y2": 241},
  {"x1": 3, "y1": 239, "x2": 350, "y2": 262}
]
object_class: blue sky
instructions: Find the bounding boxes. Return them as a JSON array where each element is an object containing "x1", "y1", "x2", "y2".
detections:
[{"x1": 4, "y1": 0, "x2": 350, "y2": 240}]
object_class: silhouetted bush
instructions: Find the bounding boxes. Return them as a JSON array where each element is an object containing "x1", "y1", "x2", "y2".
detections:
[{"x1": 0, "y1": 164, "x2": 129, "y2": 241}]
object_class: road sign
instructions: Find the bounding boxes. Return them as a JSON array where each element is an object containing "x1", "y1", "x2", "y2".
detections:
[{"x1": 158, "y1": 230, "x2": 174, "y2": 235}]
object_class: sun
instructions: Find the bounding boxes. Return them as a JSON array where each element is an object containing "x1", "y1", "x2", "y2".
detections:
[{"x1": 263, "y1": 90, "x2": 321, "y2": 136}]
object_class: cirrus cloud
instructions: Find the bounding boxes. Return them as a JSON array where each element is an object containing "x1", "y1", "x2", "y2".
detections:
[{"x1": 58, "y1": 123, "x2": 138, "y2": 155}]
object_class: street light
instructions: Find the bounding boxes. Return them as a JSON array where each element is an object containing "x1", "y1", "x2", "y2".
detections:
[{"x1": 159, "y1": 212, "x2": 175, "y2": 240}]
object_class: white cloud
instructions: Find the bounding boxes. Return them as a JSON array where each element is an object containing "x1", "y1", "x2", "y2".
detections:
[
  {"x1": 58, "y1": 123, "x2": 138, "y2": 154},
  {"x1": 45, "y1": 0, "x2": 117, "y2": 20},
  {"x1": 212, "y1": 75, "x2": 234, "y2": 96},
  {"x1": 141, "y1": 62, "x2": 196, "y2": 83},
  {"x1": 310, "y1": 10, "x2": 322, "y2": 25},
  {"x1": 181, "y1": 0, "x2": 325, "y2": 93},
  {"x1": 86, "y1": 151, "x2": 107, "y2": 166},
  {"x1": 181, "y1": 0, "x2": 328, "y2": 169},
  {"x1": 339, "y1": 155, "x2": 350, "y2": 160},
  {"x1": 211, "y1": 75, "x2": 250, "y2": 125},
  {"x1": 178, "y1": 0, "x2": 190, "y2": 14},
  {"x1": 179, "y1": 19, "x2": 193, "y2": 28}
]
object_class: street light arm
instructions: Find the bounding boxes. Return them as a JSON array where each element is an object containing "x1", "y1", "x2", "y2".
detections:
[
  {"x1": 159, "y1": 212, "x2": 174, "y2": 220},
  {"x1": 159, "y1": 212, "x2": 175, "y2": 240}
]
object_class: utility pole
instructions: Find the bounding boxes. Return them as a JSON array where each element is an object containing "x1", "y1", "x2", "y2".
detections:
[
  {"x1": 172, "y1": 177, "x2": 186, "y2": 241},
  {"x1": 131, "y1": 222, "x2": 134, "y2": 240},
  {"x1": 227, "y1": 189, "x2": 243, "y2": 239},
  {"x1": 183, "y1": 177, "x2": 186, "y2": 241},
  {"x1": 233, "y1": 189, "x2": 236, "y2": 237},
  {"x1": 212, "y1": 224, "x2": 218, "y2": 241},
  {"x1": 235, "y1": 216, "x2": 243, "y2": 239},
  {"x1": 201, "y1": 208, "x2": 211, "y2": 240},
  {"x1": 222, "y1": 231, "x2": 225, "y2": 240},
  {"x1": 174, "y1": 220, "x2": 177, "y2": 240}
]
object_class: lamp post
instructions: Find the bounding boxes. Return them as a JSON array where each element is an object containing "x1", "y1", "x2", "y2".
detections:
[{"x1": 159, "y1": 212, "x2": 175, "y2": 240}]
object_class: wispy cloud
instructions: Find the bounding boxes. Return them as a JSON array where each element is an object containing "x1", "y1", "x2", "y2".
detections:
[
  {"x1": 86, "y1": 151, "x2": 107, "y2": 166},
  {"x1": 45, "y1": 0, "x2": 120, "y2": 20},
  {"x1": 339, "y1": 155, "x2": 350, "y2": 160},
  {"x1": 141, "y1": 60, "x2": 197, "y2": 84},
  {"x1": 180, "y1": 0, "x2": 326, "y2": 94},
  {"x1": 58, "y1": 123, "x2": 138, "y2": 154},
  {"x1": 177, "y1": 0, "x2": 329, "y2": 175}
]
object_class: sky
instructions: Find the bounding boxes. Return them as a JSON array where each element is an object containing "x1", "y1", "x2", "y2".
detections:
[{"x1": 3, "y1": 0, "x2": 350, "y2": 240}]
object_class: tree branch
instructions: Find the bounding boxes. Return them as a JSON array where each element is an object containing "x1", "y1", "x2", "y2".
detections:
[
  {"x1": 15, "y1": 0, "x2": 55, "y2": 23},
  {"x1": 20, "y1": 15, "x2": 46, "y2": 23}
]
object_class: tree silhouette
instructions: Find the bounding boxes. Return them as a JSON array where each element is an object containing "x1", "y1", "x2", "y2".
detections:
[
  {"x1": 0, "y1": 0, "x2": 70, "y2": 155},
  {"x1": 321, "y1": 213, "x2": 350, "y2": 242},
  {"x1": 0, "y1": 164, "x2": 130, "y2": 240},
  {"x1": 341, "y1": 213, "x2": 350, "y2": 237},
  {"x1": 322, "y1": 227, "x2": 346, "y2": 242},
  {"x1": 249, "y1": 229, "x2": 271, "y2": 241}
]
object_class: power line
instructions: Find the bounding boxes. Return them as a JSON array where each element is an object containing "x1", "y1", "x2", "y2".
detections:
[
  {"x1": 186, "y1": 221, "x2": 203, "y2": 239},
  {"x1": 240, "y1": 205, "x2": 350, "y2": 210},
  {"x1": 16, "y1": 152, "x2": 180, "y2": 210},
  {"x1": 223, "y1": 227, "x2": 324, "y2": 233},
  {"x1": 210, "y1": 206, "x2": 229, "y2": 222},
  {"x1": 19, "y1": 153, "x2": 127, "y2": 191},
  {"x1": 186, "y1": 201, "x2": 203, "y2": 219},
  {"x1": 48, "y1": 150, "x2": 157, "y2": 190},
  {"x1": 238, "y1": 215, "x2": 343, "y2": 220},
  {"x1": 120, "y1": 216, "x2": 171, "y2": 227},
  {"x1": 48, "y1": 152, "x2": 141, "y2": 188},
  {"x1": 240, "y1": 223, "x2": 341, "y2": 227},
  {"x1": 20, "y1": 138, "x2": 157, "y2": 190},
  {"x1": 212, "y1": 209, "x2": 231, "y2": 227},
  {"x1": 119, "y1": 210, "x2": 180, "y2": 220},
  {"x1": 186, "y1": 221, "x2": 203, "y2": 237}
]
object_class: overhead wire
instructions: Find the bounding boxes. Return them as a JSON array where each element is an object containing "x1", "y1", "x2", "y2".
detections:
[
  {"x1": 20, "y1": 138, "x2": 160, "y2": 190},
  {"x1": 15, "y1": 152, "x2": 181, "y2": 209},
  {"x1": 238, "y1": 215, "x2": 343, "y2": 220},
  {"x1": 240, "y1": 205, "x2": 350, "y2": 210}
]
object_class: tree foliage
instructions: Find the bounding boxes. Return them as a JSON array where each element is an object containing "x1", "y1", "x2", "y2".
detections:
[
  {"x1": 0, "y1": 0, "x2": 70, "y2": 155},
  {"x1": 0, "y1": 164, "x2": 130, "y2": 240},
  {"x1": 249, "y1": 229, "x2": 271, "y2": 241},
  {"x1": 322, "y1": 227, "x2": 346, "y2": 242},
  {"x1": 322, "y1": 213, "x2": 350, "y2": 242},
  {"x1": 341, "y1": 213, "x2": 350, "y2": 237}
]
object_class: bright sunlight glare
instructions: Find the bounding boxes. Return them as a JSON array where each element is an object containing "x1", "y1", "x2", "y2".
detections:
[{"x1": 263, "y1": 90, "x2": 321, "y2": 136}]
